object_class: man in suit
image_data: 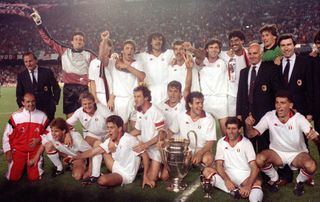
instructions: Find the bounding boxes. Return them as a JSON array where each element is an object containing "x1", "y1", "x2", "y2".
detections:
[
  {"x1": 16, "y1": 52, "x2": 61, "y2": 123},
  {"x1": 236, "y1": 43, "x2": 282, "y2": 152},
  {"x1": 277, "y1": 34, "x2": 314, "y2": 185}
]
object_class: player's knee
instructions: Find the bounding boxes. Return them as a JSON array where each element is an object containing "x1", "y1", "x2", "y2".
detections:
[
  {"x1": 45, "y1": 142, "x2": 56, "y2": 153},
  {"x1": 160, "y1": 169, "x2": 169, "y2": 181},
  {"x1": 97, "y1": 176, "x2": 108, "y2": 186},
  {"x1": 304, "y1": 160, "x2": 317, "y2": 173},
  {"x1": 202, "y1": 154, "x2": 213, "y2": 167},
  {"x1": 255, "y1": 154, "x2": 266, "y2": 168},
  {"x1": 72, "y1": 172, "x2": 83, "y2": 181},
  {"x1": 202, "y1": 167, "x2": 216, "y2": 178}
]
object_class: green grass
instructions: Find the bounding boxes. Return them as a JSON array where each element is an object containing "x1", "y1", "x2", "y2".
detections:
[{"x1": 0, "y1": 87, "x2": 319, "y2": 201}]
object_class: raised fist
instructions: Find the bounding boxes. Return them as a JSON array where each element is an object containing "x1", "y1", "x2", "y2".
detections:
[{"x1": 100, "y1": 31, "x2": 110, "y2": 40}]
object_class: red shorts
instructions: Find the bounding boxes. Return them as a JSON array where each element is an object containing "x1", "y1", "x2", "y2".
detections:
[{"x1": 6, "y1": 149, "x2": 43, "y2": 181}]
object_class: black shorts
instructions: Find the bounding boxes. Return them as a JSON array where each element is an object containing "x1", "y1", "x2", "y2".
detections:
[{"x1": 63, "y1": 84, "x2": 88, "y2": 114}]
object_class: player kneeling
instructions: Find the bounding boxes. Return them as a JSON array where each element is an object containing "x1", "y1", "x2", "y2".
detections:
[
  {"x1": 245, "y1": 90, "x2": 318, "y2": 196},
  {"x1": 73, "y1": 115, "x2": 149, "y2": 188},
  {"x1": 202, "y1": 117, "x2": 263, "y2": 202},
  {"x1": 30, "y1": 118, "x2": 91, "y2": 180}
]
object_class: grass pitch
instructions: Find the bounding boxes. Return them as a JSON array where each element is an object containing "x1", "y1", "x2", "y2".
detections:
[{"x1": 0, "y1": 87, "x2": 319, "y2": 202}]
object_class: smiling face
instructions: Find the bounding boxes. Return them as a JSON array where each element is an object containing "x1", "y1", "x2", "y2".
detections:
[
  {"x1": 206, "y1": 43, "x2": 220, "y2": 59},
  {"x1": 226, "y1": 123, "x2": 241, "y2": 141},
  {"x1": 151, "y1": 36, "x2": 163, "y2": 52},
  {"x1": 51, "y1": 126, "x2": 66, "y2": 142},
  {"x1": 173, "y1": 44, "x2": 185, "y2": 60},
  {"x1": 81, "y1": 98, "x2": 96, "y2": 115},
  {"x1": 71, "y1": 34, "x2": 85, "y2": 51},
  {"x1": 261, "y1": 31, "x2": 277, "y2": 49},
  {"x1": 229, "y1": 37, "x2": 244, "y2": 53},
  {"x1": 248, "y1": 44, "x2": 262, "y2": 65},
  {"x1": 188, "y1": 97, "x2": 204, "y2": 117},
  {"x1": 22, "y1": 93, "x2": 36, "y2": 111},
  {"x1": 275, "y1": 97, "x2": 293, "y2": 118},
  {"x1": 23, "y1": 54, "x2": 37, "y2": 71},
  {"x1": 279, "y1": 38, "x2": 295, "y2": 58}
]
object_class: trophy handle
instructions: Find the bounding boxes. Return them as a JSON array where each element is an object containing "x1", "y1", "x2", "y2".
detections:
[
  {"x1": 187, "y1": 130, "x2": 198, "y2": 153},
  {"x1": 158, "y1": 129, "x2": 170, "y2": 171}
]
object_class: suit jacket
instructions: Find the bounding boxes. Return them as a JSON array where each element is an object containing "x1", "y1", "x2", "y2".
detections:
[
  {"x1": 237, "y1": 61, "x2": 282, "y2": 121},
  {"x1": 312, "y1": 55, "x2": 320, "y2": 119},
  {"x1": 16, "y1": 67, "x2": 61, "y2": 121},
  {"x1": 278, "y1": 56, "x2": 313, "y2": 116}
]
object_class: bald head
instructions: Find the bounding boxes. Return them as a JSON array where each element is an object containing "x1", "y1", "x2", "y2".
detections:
[{"x1": 248, "y1": 43, "x2": 262, "y2": 65}]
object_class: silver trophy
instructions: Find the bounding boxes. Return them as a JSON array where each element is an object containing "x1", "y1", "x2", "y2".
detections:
[{"x1": 160, "y1": 130, "x2": 197, "y2": 192}]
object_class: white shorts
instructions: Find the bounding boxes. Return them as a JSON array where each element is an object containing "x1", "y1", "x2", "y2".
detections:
[
  {"x1": 213, "y1": 170, "x2": 250, "y2": 193},
  {"x1": 112, "y1": 161, "x2": 134, "y2": 185},
  {"x1": 203, "y1": 95, "x2": 228, "y2": 119},
  {"x1": 96, "y1": 93, "x2": 108, "y2": 107},
  {"x1": 271, "y1": 148, "x2": 306, "y2": 170},
  {"x1": 227, "y1": 95, "x2": 236, "y2": 117},
  {"x1": 147, "y1": 145, "x2": 162, "y2": 163},
  {"x1": 114, "y1": 96, "x2": 136, "y2": 123}
]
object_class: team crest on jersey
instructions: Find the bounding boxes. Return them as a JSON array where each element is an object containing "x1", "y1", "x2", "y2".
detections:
[
  {"x1": 237, "y1": 148, "x2": 240, "y2": 152},
  {"x1": 261, "y1": 85, "x2": 267, "y2": 92},
  {"x1": 95, "y1": 118, "x2": 98, "y2": 121},
  {"x1": 288, "y1": 125, "x2": 293, "y2": 130},
  {"x1": 34, "y1": 128, "x2": 40, "y2": 133},
  {"x1": 297, "y1": 79, "x2": 302, "y2": 86},
  {"x1": 44, "y1": 86, "x2": 48, "y2": 91},
  {"x1": 20, "y1": 127, "x2": 25, "y2": 133},
  {"x1": 186, "y1": 121, "x2": 189, "y2": 124},
  {"x1": 84, "y1": 119, "x2": 88, "y2": 121},
  {"x1": 161, "y1": 58, "x2": 164, "y2": 61},
  {"x1": 225, "y1": 147, "x2": 228, "y2": 150},
  {"x1": 149, "y1": 58, "x2": 153, "y2": 61},
  {"x1": 198, "y1": 125, "x2": 201, "y2": 129},
  {"x1": 217, "y1": 64, "x2": 220, "y2": 68},
  {"x1": 165, "y1": 108, "x2": 168, "y2": 111},
  {"x1": 274, "y1": 123, "x2": 278, "y2": 126}
]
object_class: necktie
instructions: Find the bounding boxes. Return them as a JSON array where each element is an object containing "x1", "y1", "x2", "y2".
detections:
[
  {"x1": 248, "y1": 66, "x2": 256, "y2": 104},
  {"x1": 283, "y1": 59, "x2": 290, "y2": 86},
  {"x1": 31, "y1": 70, "x2": 38, "y2": 91}
]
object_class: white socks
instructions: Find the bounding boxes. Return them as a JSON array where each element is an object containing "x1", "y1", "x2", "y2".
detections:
[
  {"x1": 91, "y1": 154, "x2": 103, "y2": 177},
  {"x1": 249, "y1": 186, "x2": 263, "y2": 202},
  {"x1": 47, "y1": 152, "x2": 63, "y2": 171},
  {"x1": 296, "y1": 169, "x2": 311, "y2": 183},
  {"x1": 262, "y1": 164, "x2": 279, "y2": 182}
]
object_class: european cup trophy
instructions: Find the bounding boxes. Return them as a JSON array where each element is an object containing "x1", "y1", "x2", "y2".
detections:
[{"x1": 160, "y1": 130, "x2": 197, "y2": 192}]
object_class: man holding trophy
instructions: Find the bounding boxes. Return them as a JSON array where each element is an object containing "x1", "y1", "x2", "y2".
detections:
[{"x1": 202, "y1": 117, "x2": 263, "y2": 202}]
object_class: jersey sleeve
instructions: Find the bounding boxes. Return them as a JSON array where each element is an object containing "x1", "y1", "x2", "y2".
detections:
[
  {"x1": 66, "y1": 108, "x2": 81, "y2": 126},
  {"x1": 38, "y1": 25, "x2": 67, "y2": 55},
  {"x1": 2, "y1": 119, "x2": 14, "y2": 153},
  {"x1": 243, "y1": 139, "x2": 256, "y2": 163},
  {"x1": 253, "y1": 113, "x2": 269, "y2": 135},
  {"x1": 205, "y1": 115, "x2": 217, "y2": 141},
  {"x1": 88, "y1": 60, "x2": 97, "y2": 81},
  {"x1": 154, "y1": 109, "x2": 165, "y2": 130},
  {"x1": 297, "y1": 113, "x2": 312, "y2": 134},
  {"x1": 214, "y1": 139, "x2": 224, "y2": 161}
]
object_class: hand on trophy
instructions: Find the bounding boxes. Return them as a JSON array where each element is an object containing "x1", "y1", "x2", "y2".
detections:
[{"x1": 30, "y1": 8, "x2": 42, "y2": 25}]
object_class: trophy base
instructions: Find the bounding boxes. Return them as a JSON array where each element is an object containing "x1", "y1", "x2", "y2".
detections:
[{"x1": 166, "y1": 181, "x2": 187, "y2": 192}]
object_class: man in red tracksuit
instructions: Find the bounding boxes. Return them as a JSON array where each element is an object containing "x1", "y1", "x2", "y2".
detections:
[{"x1": 2, "y1": 93, "x2": 49, "y2": 181}]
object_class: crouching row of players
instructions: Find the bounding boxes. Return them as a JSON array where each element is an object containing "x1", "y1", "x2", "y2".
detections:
[{"x1": 3, "y1": 90, "x2": 319, "y2": 201}]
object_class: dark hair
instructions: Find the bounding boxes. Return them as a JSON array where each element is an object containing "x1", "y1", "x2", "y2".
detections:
[
  {"x1": 167, "y1": 80, "x2": 182, "y2": 92},
  {"x1": 278, "y1": 33, "x2": 297, "y2": 46},
  {"x1": 133, "y1": 85, "x2": 152, "y2": 101},
  {"x1": 314, "y1": 30, "x2": 320, "y2": 43},
  {"x1": 275, "y1": 90, "x2": 293, "y2": 103},
  {"x1": 259, "y1": 24, "x2": 278, "y2": 38},
  {"x1": 23, "y1": 52, "x2": 37, "y2": 60},
  {"x1": 185, "y1": 91, "x2": 204, "y2": 111},
  {"x1": 50, "y1": 118, "x2": 69, "y2": 133},
  {"x1": 204, "y1": 39, "x2": 222, "y2": 56},
  {"x1": 147, "y1": 32, "x2": 166, "y2": 53},
  {"x1": 123, "y1": 39, "x2": 136, "y2": 51},
  {"x1": 79, "y1": 91, "x2": 95, "y2": 102},
  {"x1": 225, "y1": 117, "x2": 242, "y2": 129},
  {"x1": 172, "y1": 40, "x2": 184, "y2": 47},
  {"x1": 228, "y1": 30, "x2": 245, "y2": 42},
  {"x1": 106, "y1": 115, "x2": 124, "y2": 129},
  {"x1": 72, "y1": 31, "x2": 85, "y2": 40}
]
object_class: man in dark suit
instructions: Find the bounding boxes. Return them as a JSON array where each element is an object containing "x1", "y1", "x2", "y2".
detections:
[
  {"x1": 277, "y1": 34, "x2": 314, "y2": 185},
  {"x1": 278, "y1": 34, "x2": 313, "y2": 120},
  {"x1": 311, "y1": 30, "x2": 320, "y2": 155},
  {"x1": 237, "y1": 43, "x2": 282, "y2": 152},
  {"x1": 16, "y1": 52, "x2": 61, "y2": 123}
]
